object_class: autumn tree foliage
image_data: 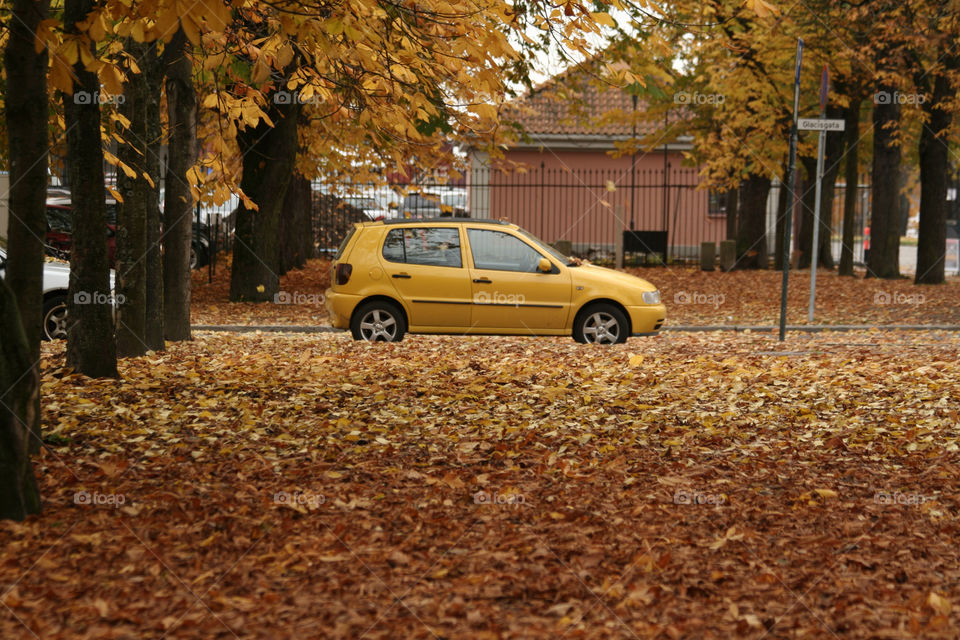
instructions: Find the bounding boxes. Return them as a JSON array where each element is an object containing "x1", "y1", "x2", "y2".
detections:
[{"x1": 579, "y1": 0, "x2": 960, "y2": 278}]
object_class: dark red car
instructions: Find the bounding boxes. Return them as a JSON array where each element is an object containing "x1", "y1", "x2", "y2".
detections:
[{"x1": 45, "y1": 196, "x2": 117, "y2": 266}]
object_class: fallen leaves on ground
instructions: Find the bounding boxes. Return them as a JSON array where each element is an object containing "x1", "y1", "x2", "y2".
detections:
[
  {"x1": 2, "y1": 331, "x2": 959, "y2": 638},
  {"x1": 190, "y1": 253, "x2": 332, "y2": 326},
  {"x1": 190, "y1": 257, "x2": 960, "y2": 327}
]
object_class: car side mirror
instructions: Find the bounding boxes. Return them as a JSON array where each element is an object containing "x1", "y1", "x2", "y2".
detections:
[{"x1": 537, "y1": 257, "x2": 552, "y2": 273}]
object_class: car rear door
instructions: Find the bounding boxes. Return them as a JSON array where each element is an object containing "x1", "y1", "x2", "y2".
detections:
[{"x1": 380, "y1": 225, "x2": 472, "y2": 328}]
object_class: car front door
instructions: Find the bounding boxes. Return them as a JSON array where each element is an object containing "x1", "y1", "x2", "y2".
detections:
[
  {"x1": 465, "y1": 227, "x2": 571, "y2": 330},
  {"x1": 380, "y1": 226, "x2": 472, "y2": 328}
]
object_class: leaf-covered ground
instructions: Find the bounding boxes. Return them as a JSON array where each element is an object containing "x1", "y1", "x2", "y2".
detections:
[
  {"x1": 190, "y1": 256, "x2": 960, "y2": 327},
  {"x1": 3, "y1": 331, "x2": 959, "y2": 638}
]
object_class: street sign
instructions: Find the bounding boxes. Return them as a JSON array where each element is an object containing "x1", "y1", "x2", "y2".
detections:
[{"x1": 798, "y1": 118, "x2": 845, "y2": 131}]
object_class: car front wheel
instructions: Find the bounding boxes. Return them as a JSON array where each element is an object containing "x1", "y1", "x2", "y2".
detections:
[
  {"x1": 573, "y1": 303, "x2": 629, "y2": 344},
  {"x1": 42, "y1": 296, "x2": 69, "y2": 340},
  {"x1": 351, "y1": 301, "x2": 406, "y2": 342}
]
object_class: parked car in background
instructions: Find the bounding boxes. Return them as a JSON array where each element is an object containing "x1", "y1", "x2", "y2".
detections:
[
  {"x1": 0, "y1": 247, "x2": 120, "y2": 340},
  {"x1": 0, "y1": 247, "x2": 71, "y2": 340},
  {"x1": 340, "y1": 196, "x2": 392, "y2": 221},
  {"x1": 400, "y1": 192, "x2": 446, "y2": 218},
  {"x1": 441, "y1": 191, "x2": 468, "y2": 217},
  {"x1": 325, "y1": 218, "x2": 665, "y2": 343},
  {"x1": 46, "y1": 190, "x2": 220, "y2": 270},
  {"x1": 45, "y1": 196, "x2": 117, "y2": 265}
]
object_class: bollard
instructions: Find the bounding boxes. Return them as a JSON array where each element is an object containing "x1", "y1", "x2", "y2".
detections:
[{"x1": 700, "y1": 242, "x2": 716, "y2": 271}]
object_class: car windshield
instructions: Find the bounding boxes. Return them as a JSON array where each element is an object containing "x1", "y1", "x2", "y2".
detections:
[{"x1": 517, "y1": 228, "x2": 577, "y2": 265}]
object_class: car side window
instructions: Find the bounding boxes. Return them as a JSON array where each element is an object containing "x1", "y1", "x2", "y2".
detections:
[
  {"x1": 467, "y1": 229, "x2": 543, "y2": 272},
  {"x1": 382, "y1": 227, "x2": 462, "y2": 268}
]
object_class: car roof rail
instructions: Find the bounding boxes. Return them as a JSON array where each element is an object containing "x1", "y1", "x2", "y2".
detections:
[{"x1": 380, "y1": 217, "x2": 509, "y2": 226}]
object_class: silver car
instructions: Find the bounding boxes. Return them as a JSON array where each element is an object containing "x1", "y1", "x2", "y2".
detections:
[{"x1": 0, "y1": 248, "x2": 117, "y2": 340}]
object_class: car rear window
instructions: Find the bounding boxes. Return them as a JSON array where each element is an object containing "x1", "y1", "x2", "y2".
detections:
[
  {"x1": 335, "y1": 226, "x2": 357, "y2": 260},
  {"x1": 382, "y1": 227, "x2": 462, "y2": 268}
]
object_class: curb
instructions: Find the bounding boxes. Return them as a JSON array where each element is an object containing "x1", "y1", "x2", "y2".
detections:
[
  {"x1": 192, "y1": 325, "x2": 343, "y2": 333},
  {"x1": 663, "y1": 325, "x2": 960, "y2": 332}
]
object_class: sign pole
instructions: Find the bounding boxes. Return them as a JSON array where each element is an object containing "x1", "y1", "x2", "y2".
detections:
[
  {"x1": 808, "y1": 66, "x2": 828, "y2": 322},
  {"x1": 779, "y1": 39, "x2": 803, "y2": 342}
]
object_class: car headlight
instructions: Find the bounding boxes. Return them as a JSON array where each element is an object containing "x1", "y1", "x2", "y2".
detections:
[{"x1": 642, "y1": 290, "x2": 661, "y2": 305}]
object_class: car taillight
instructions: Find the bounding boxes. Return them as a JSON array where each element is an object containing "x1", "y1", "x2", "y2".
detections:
[{"x1": 335, "y1": 263, "x2": 352, "y2": 285}]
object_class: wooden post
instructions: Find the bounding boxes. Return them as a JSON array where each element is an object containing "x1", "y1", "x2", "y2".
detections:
[{"x1": 700, "y1": 242, "x2": 716, "y2": 271}]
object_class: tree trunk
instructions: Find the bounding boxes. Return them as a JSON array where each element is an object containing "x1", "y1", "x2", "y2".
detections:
[
  {"x1": 115, "y1": 38, "x2": 149, "y2": 358},
  {"x1": 143, "y1": 42, "x2": 165, "y2": 351},
  {"x1": 0, "y1": 280, "x2": 41, "y2": 520},
  {"x1": 162, "y1": 28, "x2": 197, "y2": 341},
  {"x1": 3, "y1": 0, "x2": 51, "y2": 452},
  {"x1": 839, "y1": 99, "x2": 861, "y2": 276},
  {"x1": 915, "y1": 73, "x2": 951, "y2": 285},
  {"x1": 773, "y1": 171, "x2": 789, "y2": 270},
  {"x1": 278, "y1": 173, "x2": 312, "y2": 275},
  {"x1": 64, "y1": 0, "x2": 118, "y2": 378},
  {"x1": 230, "y1": 99, "x2": 302, "y2": 301},
  {"x1": 868, "y1": 86, "x2": 902, "y2": 279},
  {"x1": 734, "y1": 174, "x2": 771, "y2": 269},
  {"x1": 725, "y1": 187, "x2": 738, "y2": 241}
]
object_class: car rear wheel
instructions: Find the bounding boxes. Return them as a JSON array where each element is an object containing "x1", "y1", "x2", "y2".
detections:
[
  {"x1": 351, "y1": 301, "x2": 406, "y2": 342},
  {"x1": 573, "y1": 303, "x2": 628, "y2": 344},
  {"x1": 42, "y1": 296, "x2": 69, "y2": 340}
]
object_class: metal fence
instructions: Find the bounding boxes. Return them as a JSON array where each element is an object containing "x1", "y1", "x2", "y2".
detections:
[
  {"x1": 204, "y1": 170, "x2": 876, "y2": 270},
  {"x1": 310, "y1": 166, "x2": 722, "y2": 264}
]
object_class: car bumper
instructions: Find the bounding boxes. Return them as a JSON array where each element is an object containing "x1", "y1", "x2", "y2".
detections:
[
  {"x1": 626, "y1": 304, "x2": 666, "y2": 335},
  {"x1": 325, "y1": 289, "x2": 360, "y2": 330}
]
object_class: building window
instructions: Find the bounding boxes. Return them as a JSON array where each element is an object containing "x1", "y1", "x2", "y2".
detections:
[{"x1": 707, "y1": 190, "x2": 728, "y2": 218}]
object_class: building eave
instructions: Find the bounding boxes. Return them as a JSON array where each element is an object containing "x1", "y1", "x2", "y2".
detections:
[{"x1": 490, "y1": 134, "x2": 694, "y2": 153}]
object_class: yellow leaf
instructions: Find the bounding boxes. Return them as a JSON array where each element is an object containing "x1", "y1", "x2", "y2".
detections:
[
  {"x1": 590, "y1": 12, "x2": 616, "y2": 28},
  {"x1": 927, "y1": 592, "x2": 951, "y2": 616},
  {"x1": 256, "y1": 285, "x2": 265, "y2": 293},
  {"x1": 99, "y1": 64, "x2": 124, "y2": 97},
  {"x1": 472, "y1": 103, "x2": 498, "y2": 121},
  {"x1": 814, "y1": 488, "x2": 838, "y2": 499},
  {"x1": 628, "y1": 354, "x2": 644, "y2": 367}
]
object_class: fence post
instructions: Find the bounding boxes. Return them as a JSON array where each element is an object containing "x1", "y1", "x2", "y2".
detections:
[{"x1": 615, "y1": 204, "x2": 624, "y2": 269}]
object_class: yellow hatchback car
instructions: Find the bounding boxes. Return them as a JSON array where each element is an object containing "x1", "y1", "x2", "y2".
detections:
[{"x1": 325, "y1": 219, "x2": 666, "y2": 344}]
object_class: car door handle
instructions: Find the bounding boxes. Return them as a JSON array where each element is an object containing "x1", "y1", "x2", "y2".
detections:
[
  {"x1": 473, "y1": 278, "x2": 492, "y2": 284},
  {"x1": 392, "y1": 274, "x2": 411, "y2": 279}
]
